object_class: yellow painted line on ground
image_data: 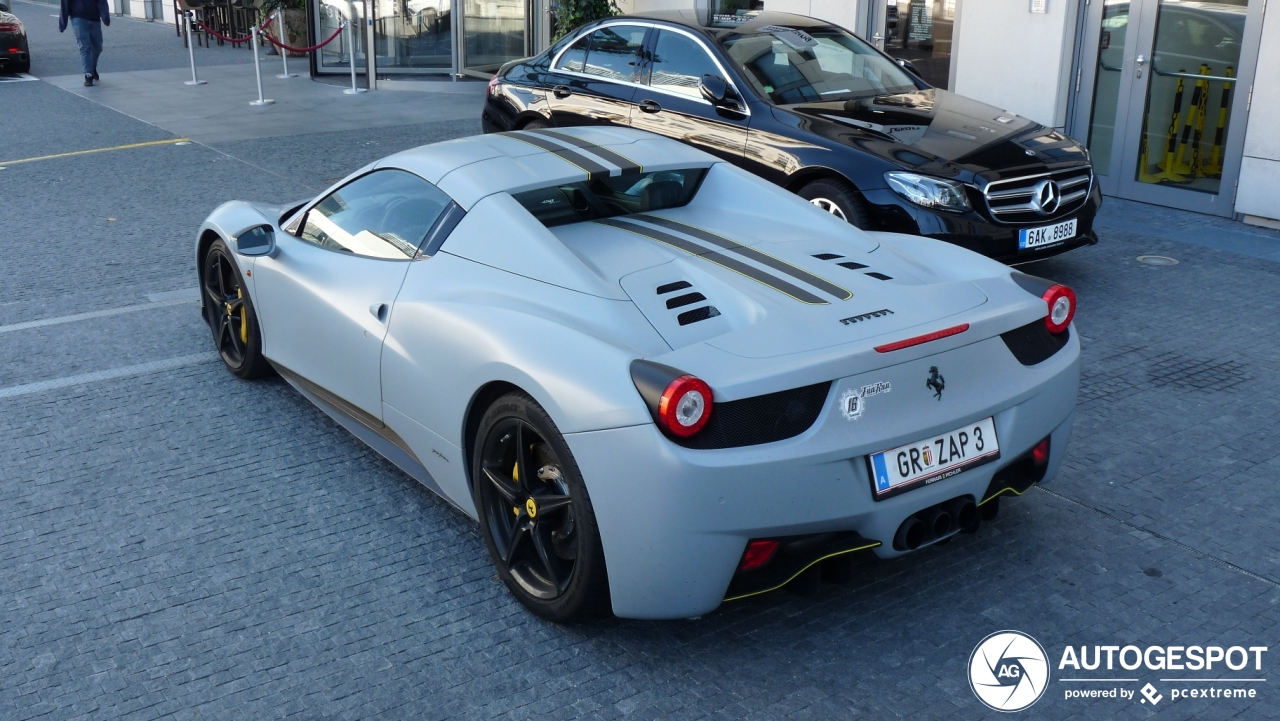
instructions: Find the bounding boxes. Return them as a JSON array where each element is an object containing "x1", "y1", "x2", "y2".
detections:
[{"x1": 0, "y1": 138, "x2": 192, "y2": 167}]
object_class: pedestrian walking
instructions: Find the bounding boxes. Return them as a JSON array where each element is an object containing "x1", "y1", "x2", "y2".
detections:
[{"x1": 58, "y1": 0, "x2": 110, "y2": 86}]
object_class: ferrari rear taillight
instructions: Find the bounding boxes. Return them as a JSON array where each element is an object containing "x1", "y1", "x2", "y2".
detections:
[
  {"x1": 1042, "y1": 284, "x2": 1076, "y2": 334},
  {"x1": 739, "y1": 539, "x2": 779, "y2": 571},
  {"x1": 658, "y1": 375, "x2": 713, "y2": 437}
]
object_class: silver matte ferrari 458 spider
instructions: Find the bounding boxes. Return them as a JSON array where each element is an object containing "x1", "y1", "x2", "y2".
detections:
[{"x1": 196, "y1": 127, "x2": 1080, "y2": 621}]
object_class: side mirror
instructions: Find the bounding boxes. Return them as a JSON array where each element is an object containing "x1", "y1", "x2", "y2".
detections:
[
  {"x1": 234, "y1": 224, "x2": 276, "y2": 257},
  {"x1": 698, "y1": 74, "x2": 729, "y2": 105}
]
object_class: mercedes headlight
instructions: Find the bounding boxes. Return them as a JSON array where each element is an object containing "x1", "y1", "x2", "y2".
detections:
[{"x1": 884, "y1": 172, "x2": 971, "y2": 212}]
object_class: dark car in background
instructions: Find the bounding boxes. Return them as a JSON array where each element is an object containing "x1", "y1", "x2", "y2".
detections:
[
  {"x1": 482, "y1": 10, "x2": 1101, "y2": 263},
  {"x1": 0, "y1": 2, "x2": 29, "y2": 74}
]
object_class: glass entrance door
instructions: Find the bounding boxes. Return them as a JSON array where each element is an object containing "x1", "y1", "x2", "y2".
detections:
[
  {"x1": 459, "y1": 0, "x2": 529, "y2": 76},
  {"x1": 867, "y1": 0, "x2": 956, "y2": 89},
  {"x1": 1073, "y1": 0, "x2": 1263, "y2": 215},
  {"x1": 374, "y1": 0, "x2": 453, "y2": 71}
]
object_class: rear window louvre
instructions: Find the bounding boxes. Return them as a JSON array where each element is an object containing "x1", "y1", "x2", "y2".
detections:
[
  {"x1": 665, "y1": 292, "x2": 707, "y2": 309},
  {"x1": 656, "y1": 281, "x2": 692, "y2": 294},
  {"x1": 677, "y1": 306, "x2": 721, "y2": 326}
]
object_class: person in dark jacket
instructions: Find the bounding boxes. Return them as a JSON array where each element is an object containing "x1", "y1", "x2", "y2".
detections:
[{"x1": 58, "y1": 0, "x2": 111, "y2": 86}]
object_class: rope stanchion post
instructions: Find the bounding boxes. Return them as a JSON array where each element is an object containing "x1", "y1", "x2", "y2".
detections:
[
  {"x1": 275, "y1": 9, "x2": 297, "y2": 79},
  {"x1": 344, "y1": 19, "x2": 365, "y2": 94},
  {"x1": 249, "y1": 25, "x2": 275, "y2": 106},
  {"x1": 184, "y1": 13, "x2": 207, "y2": 86}
]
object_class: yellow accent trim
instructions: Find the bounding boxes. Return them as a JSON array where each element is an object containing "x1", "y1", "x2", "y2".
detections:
[
  {"x1": 0, "y1": 138, "x2": 193, "y2": 166},
  {"x1": 602, "y1": 222, "x2": 827, "y2": 306},
  {"x1": 978, "y1": 485, "x2": 1033, "y2": 505},
  {"x1": 722, "y1": 541, "x2": 882, "y2": 603},
  {"x1": 662, "y1": 219, "x2": 854, "y2": 302}
]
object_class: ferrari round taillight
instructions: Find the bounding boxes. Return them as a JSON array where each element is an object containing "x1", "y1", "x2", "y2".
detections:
[
  {"x1": 1042, "y1": 284, "x2": 1076, "y2": 334},
  {"x1": 657, "y1": 375, "x2": 713, "y2": 437}
]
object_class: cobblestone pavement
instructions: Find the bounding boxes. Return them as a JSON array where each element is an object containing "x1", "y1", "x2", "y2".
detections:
[{"x1": 2, "y1": 14, "x2": 1278, "y2": 719}]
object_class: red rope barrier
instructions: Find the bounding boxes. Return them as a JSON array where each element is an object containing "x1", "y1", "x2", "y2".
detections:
[
  {"x1": 191, "y1": 14, "x2": 273, "y2": 45},
  {"x1": 262, "y1": 25, "x2": 344, "y2": 54}
]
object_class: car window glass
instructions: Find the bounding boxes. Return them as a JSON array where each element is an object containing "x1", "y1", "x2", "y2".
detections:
[
  {"x1": 722, "y1": 27, "x2": 918, "y2": 104},
  {"x1": 581, "y1": 25, "x2": 646, "y2": 82},
  {"x1": 556, "y1": 34, "x2": 590, "y2": 72},
  {"x1": 299, "y1": 170, "x2": 452, "y2": 259},
  {"x1": 512, "y1": 168, "x2": 707, "y2": 227},
  {"x1": 649, "y1": 31, "x2": 722, "y2": 98}
]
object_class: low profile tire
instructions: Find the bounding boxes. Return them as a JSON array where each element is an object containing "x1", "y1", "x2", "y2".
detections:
[
  {"x1": 202, "y1": 240, "x2": 272, "y2": 379},
  {"x1": 798, "y1": 177, "x2": 871, "y2": 228},
  {"x1": 473, "y1": 393, "x2": 611, "y2": 621},
  {"x1": 521, "y1": 116, "x2": 551, "y2": 130}
]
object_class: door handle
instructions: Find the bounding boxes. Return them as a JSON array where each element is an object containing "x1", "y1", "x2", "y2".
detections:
[
  {"x1": 370, "y1": 303, "x2": 388, "y2": 323},
  {"x1": 639, "y1": 99, "x2": 661, "y2": 114},
  {"x1": 1135, "y1": 54, "x2": 1145, "y2": 78},
  {"x1": 553, "y1": 84, "x2": 571, "y2": 99}
]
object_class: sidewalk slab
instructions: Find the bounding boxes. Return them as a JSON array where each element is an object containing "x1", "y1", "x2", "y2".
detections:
[{"x1": 43, "y1": 64, "x2": 486, "y2": 143}]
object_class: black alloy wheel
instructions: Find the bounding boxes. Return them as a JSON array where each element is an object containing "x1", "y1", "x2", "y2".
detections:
[
  {"x1": 798, "y1": 177, "x2": 872, "y2": 228},
  {"x1": 474, "y1": 393, "x2": 610, "y2": 620},
  {"x1": 203, "y1": 240, "x2": 271, "y2": 379}
]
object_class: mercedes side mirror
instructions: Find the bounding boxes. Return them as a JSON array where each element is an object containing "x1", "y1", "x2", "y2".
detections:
[
  {"x1": 699, "y1": 74, "x2": 729, "y2": 105},
  {"x1": 234, "y1": 224, "x2": 276, "y2": 257}
]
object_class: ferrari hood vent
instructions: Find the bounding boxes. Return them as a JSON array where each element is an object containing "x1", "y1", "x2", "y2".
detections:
[
  {"x1": 813, "y1": 253, "x2": 890, "y2": 280},
  {"x1": 657, "y1": 281, "x2": 722, "y2": 326}
]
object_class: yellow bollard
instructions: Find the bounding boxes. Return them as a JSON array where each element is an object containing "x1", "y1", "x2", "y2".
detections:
[
  {"x1": 1170, "y1": 66, "x2": 1209, "y2": 176},
  {"x1": 1200, "y1": 66, "x2": 1233, "y2": 178},
  {"x1": 1152, "y1": 74, "x2": 1188, "y2": 183}
]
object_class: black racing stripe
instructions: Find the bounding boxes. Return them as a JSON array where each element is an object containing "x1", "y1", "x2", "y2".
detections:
[
  {"x1": 526, "y1": 129, "x2": 643, "y2": 175},
  {"x1": 501, "y1": 132, "x2": 610, "y2": 181},
  {"x1": 633, "y1": 213, "x2": 853, "y2": 301},
  {"x1": 597, "y1": 219, "x2": 828, "y2": 305}
]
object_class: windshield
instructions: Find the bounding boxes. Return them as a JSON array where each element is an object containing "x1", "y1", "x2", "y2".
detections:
[
  {"x1": 512, "y1": 168, "x2": 707, "y2": 227},
  {"x1": 721, "y1": 26, "x2": 920, "y2": 104}
]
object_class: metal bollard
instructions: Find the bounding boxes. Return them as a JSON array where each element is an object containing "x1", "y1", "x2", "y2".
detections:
[
  {"x1": 343, "y1": 20, "x2": 365, "y2": 94},
  {"x1": 275, "y1": 9, "x2": 296, "y2": 79},
  {"x1": 184, "y1": 13, "x2": 206, "y2": 86},
  {"x1": 249, "y1": 26, "x2": 275, "y2": 105}
]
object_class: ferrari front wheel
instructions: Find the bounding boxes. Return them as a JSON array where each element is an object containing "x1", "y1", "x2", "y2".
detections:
[
  {"x1": 473, "y1": 393, "x2": 611, "y2": 621},
  {"x1": 202, "y1": 240, "x2": 271, "y2": 379}
]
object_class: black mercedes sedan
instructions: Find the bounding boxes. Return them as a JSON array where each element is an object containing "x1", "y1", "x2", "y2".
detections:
[
  {"x1": 481, "y1": 10, "x2": 1100, "y2": 263},
  {"x1": 0, "y1": 2, "x2": 29, "y2": 75}
]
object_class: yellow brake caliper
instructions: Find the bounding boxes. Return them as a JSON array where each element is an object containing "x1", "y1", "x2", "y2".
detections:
[{"x1": 237, "y1": 289, "x2": 247, "y2": 344}]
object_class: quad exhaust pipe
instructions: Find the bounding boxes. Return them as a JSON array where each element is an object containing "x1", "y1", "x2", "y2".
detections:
[{"x1": 894, "y1": 496, "x2": 980, "y2": 550}]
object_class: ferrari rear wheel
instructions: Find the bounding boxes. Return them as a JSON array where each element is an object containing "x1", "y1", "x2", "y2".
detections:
[
  {"x1": 798, "y1": 177, "x2": 871, "y2": 228},
  {"x1": 202, "y1": 240, "x2": 272, "y2": 379},
  {"x1": 473, "y1": 393, "x2": 610, "y2": 621}
]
